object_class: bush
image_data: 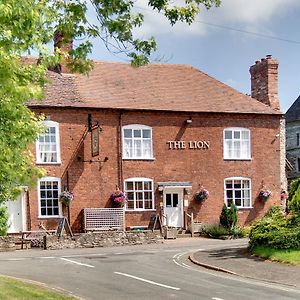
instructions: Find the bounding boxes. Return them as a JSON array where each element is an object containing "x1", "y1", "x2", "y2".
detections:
[
  {"x1": 220, "y1": 203, "x2": 237, "y2": 229},
  {"x1": 0, "y1": 206, "x2": 8, "y2": 236},
  {"x1": 288, "y1": 178, "x2": 300, "y2": 213},
  {"x1": 200, "y1": 224, "x2": 229, "y2": 238},
  {"x1": 249, "y1": 206, "x2": 300, "y2": 250}
]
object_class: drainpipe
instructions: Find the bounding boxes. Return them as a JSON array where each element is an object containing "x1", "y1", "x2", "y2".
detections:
[{"x1": 117, "y1": 111, "x2": 124, "y2": 190}]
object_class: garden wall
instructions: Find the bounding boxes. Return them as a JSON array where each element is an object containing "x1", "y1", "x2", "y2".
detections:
[{"x1": 44, "y1": 231, "x2": 163, "y2": 250}]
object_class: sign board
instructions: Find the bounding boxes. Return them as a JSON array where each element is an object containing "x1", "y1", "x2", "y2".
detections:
[
  {"x1": 91, "y1": 127, "x2": 99, "y2": 157},
  {"x1": 148, "y1": 214, "x2": 162, "y2": 232},
  {"x1": 56, "y1": 217, "x2": 73, "y2": 238}
]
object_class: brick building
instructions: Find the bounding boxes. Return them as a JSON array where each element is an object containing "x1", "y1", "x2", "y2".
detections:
[{"x1": 7, "y1": 55, "x2": 285, "y2": 233}]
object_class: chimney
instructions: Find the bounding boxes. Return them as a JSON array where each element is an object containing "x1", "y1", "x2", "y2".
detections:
[
  {"x1": 53, "y1": 30, "x2": 73, "y2": 74},
  {"x1": 249, "y1": 55, "x2": 279, "y2": 110}
]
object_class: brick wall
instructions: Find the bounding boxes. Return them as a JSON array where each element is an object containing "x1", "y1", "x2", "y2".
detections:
[{"x1": 29, "y1": 107, "x2": 282, "y2": 232}]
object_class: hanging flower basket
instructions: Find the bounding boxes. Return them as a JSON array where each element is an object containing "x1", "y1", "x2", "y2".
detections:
[
  {"x1": 60, "y1": 191, "x2": 74, "y2": 206},
  {"x1": 194, "y1": 188, "x2": 209, "y2": 202},
  {"x1": 259, "y1": 190, "x2": 271, "y2": 202},
  {"x1": 110, "y1": 191, "x2": 127, "y2": 207}
]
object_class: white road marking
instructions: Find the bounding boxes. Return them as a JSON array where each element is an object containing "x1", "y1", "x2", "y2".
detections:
[
  {"x1": 60, "y1": 257, "x2": 95, "y2": 268},
  {"x1": 6, "y1": 258, "x2": 26, "y2": 261},
  {"x1": 212, "y1": 298, "x2": 225, "y2": 300},
  {"x1": 114, "y1": 271, "x2": 181, "y2": 291}
]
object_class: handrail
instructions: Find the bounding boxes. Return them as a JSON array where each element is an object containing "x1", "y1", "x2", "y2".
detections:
[{"x1": 185, "y1": 212, "x2": 194, "y2": 237}]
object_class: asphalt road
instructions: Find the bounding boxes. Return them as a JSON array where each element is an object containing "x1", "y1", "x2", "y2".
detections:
[{"x1": 0, "y1": 238, "x2": 299, "y2": 300}]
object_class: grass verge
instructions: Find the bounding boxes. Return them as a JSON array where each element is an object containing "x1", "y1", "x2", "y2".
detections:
[
  {"x1": 0, "y1": 275, "x2": 76, "y2": 300},
  {"x1": 251, "y1": 245, "x2": 300, "y2": 265}
]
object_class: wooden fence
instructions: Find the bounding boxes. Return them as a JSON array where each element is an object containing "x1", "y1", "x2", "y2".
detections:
[{"x1": 84, "y1": 208, "x2": 125, "y2": 231}]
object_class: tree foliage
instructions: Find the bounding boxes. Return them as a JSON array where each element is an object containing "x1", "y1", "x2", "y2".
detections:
[
  {"x1": 0, "y1": 0, "x2": 220, "y2": 204},
  {"x1": 288, "y1": 178, "x2": 300, "y2": 213}
]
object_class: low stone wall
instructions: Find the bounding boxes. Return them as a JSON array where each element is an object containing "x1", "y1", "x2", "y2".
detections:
[
  {"x1": 44, "y1": 230, "x2": 163, "y2": 250},
  {"x1": 0, "y1": 236, "x2": 16, "y2": 252}
]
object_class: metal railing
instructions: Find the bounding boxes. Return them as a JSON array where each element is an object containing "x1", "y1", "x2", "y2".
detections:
[{"x1": 84, "y1": 208, "x2": 125, "y2": 232}]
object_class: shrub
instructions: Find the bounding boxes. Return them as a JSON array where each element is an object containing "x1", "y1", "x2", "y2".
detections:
[
  {"x1": 200, "y1": 224, "x2": 229, "y2": 238},
  {"x1": 0, "y1": 206, "x2": 9, "y2": 236},
  {"x1": 249, "y1": 206, "x2": 300, "y2": 250},
  {"x1": 220, "y1": 203, "x2": 237, "y2": 229},
  {"x1": 229, "y1": 226, "x2": 248, "y2": 238}
]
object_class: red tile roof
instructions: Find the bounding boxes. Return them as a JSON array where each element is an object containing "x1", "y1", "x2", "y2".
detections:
[{"x1": 28, "y1": 60, "x2": 281, "y2": 115}]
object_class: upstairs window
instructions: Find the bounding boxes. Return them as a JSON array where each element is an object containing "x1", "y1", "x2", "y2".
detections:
[
  {"x1": 224, "y1": 128, "x2": 251, "y2": 160},
  {"x1": 124, "y1": 178, "x2": 154, "y2": 210},
  {"x1": 122, "y1": 125, "x2": 153, "y2": 159},
  {"x1": 36, "y1": 121, "x2": 61, "y2": 164},
  {"x1": 224, "y1": 177, "x2": 251, "y2": 208},
  {"x1": 297, "y1": 132, "x2": 300, "y2": 147}
]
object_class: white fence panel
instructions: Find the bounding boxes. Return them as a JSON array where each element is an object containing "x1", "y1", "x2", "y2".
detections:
[{"x1": 84, "y1": 208, "x2": 125, "y2": 231}]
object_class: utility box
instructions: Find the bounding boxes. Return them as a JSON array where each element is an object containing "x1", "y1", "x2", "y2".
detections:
[{"x1": 163, "y1": 227, "x2": 177, "y2": 239}]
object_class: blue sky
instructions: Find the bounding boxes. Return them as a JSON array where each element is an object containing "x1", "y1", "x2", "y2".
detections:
[{"x1": 87, "y1": 0, "x2": 300, "y2": 113}]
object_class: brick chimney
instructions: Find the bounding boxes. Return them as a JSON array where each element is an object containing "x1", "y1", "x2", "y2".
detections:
[
  {"x1": 53, "y1": 30, "x2": 73, "y2": 74},
  {"x1": 249, "y1": 55, "x2": 279, "y2": 110}
]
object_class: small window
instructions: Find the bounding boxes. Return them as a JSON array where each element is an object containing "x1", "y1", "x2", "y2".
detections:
[
  {"x1": 38, "y1": 177, "x2": 61, "y2": 217},
  {"x1": 124, "y1": 178, "x2": 154, "y2": 210},
  {"x1": 36, "y1": 121, "x2": 61, "y2": 164},
  {"x1": 224, "y1": 128, "x2": 251, "y2": 160},
  {"x1": 297, "y1": 158, "x2": 300, "y2": 172},
  {"x1": 297, "y1": 133, "x2": 300, "y2": 147},
  {"x1": 224, "y1": 177, "x2": 251, "y2": 208},
  {"x1": 122, "y1": 125, "x2": 153, "y2": 159}
]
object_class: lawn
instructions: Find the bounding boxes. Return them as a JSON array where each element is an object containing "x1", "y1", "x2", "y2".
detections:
[
  {"x1": 251, "y1": 246, "x2": 300, "y2": 265},
  {"x1": 0, "y1": 276, "x2": 76, "y2": 300}
]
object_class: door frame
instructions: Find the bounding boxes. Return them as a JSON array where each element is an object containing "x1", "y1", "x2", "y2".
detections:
[
  {"x1": 163, "y1": 187, "x2": 184, "y2": 228},
  {"x1": 7, "y1": 190, "x2": 26, "y2": 233}
]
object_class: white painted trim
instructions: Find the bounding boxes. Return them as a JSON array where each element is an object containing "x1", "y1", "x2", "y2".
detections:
[
  {"x1": 122, "y1": 124, "x2": 153, "y2": 159},
  {"x1": 124, "y1": 177, "x2": 155, "y2": 211},
  {"x1": 224, "y1": 177, "x2": 252, "y2": 208},
  {"x1": 37, "y1": 177, "x2": 62, "y2": 218},
  {"x1": 36, "y1": 120, "x2": 61, "y2": 164},
  {"x1": 223, "y1": 127, "x2": 251, "y2": 160}
]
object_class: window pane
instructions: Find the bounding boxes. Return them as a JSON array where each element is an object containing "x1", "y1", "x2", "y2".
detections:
[
  {"x1": 135, "y1": 181, "x2": 143, "y2": 190},
  {"x1": 124, "y1": 129, "x2": 132, "y2": 138},
  {"x1": 133, "y1": 129, "x2": 141, "y2": 137},
  {"x1": 127, "y1": 200, "x2": 134, "y2": 209},
  {"x1": 225, "y1": 178, "x2": 251, "y2": 208},
  {"x1": 144, "y1": 181, "x2": 152, "y2": 190},
  {"x1": 241, "y1": 130, "x2": 249, "y2": 139},
  {"x1": 234, "y1": 131, "x2": 240, "y2": 139},
  {"x1": 143, "y1": 129, "x2": 151, "y2": 138},
  {"x1": 224, "y1": 131, "x2": 232, "y2": 139},
  {"x1": 166, "y1": 194, "x2": 172, "y2": 207},
  {"x1": 173, "y1": 194, "x2": 178, "y2": 207},
  {"x1": 126, "y1": 182, "x2": 134, "y2": 191}
]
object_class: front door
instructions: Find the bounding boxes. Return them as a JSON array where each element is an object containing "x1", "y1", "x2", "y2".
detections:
[
  {"x1": 163, "y1": 188, "x2": 183, "y2": 228},
  {"x1": 6, "y1": 192, "x2": 26, "y2": 233}
]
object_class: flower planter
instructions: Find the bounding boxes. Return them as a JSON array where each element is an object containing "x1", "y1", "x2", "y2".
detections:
[{"x1": 163, "y1": 227, "x2": 177, "y2": 239}]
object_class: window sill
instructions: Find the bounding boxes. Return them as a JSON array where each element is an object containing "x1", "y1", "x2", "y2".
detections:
[
  {"x1": 224, "y1": 158, "x2": 252, "y2": 161},
  {"x1": 237, "y1": 207, "x2": 253, "y2": 210},
  {"x1": 122, "y1": 157, "x2": 155, "y2": 161},
  {"x1": 36, "y1": 162, "x2": 62, "y2": 165},
  {"x1": 125, "y1": 209, "x2": 156, "y2": 213},
  {"x1": 38, "y1": 215, "x2": 62, "y2": 219}
]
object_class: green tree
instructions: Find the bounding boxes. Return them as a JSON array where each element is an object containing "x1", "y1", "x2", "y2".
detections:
[{"x1": 0, "y1": 0, "x2": 220, "y2": 204}]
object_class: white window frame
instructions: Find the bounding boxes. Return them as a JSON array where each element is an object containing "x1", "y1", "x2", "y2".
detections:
[
  {"x1": 38, "y1": 177, "x2": 62, "y2": 218},
  {"x1": 36, "y1": 120, "x2": 61, "y2": 164},
  {"x1": 223, "y1": 127, "x2": 251, "y2": 160},
  {"x1": 122, "y1": 124, "x2": 153, "y2": 160},
  {"x1": 224, "y1": 177, "x2": 252, "y2": 209},
  {"x1": 124, "y1": 177, "x2": 155, "y2": 211}
]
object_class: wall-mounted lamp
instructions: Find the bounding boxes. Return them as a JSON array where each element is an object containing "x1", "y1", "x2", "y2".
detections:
[{"x1": 186, "y1": 118, "x2": 192, "y2": 124}]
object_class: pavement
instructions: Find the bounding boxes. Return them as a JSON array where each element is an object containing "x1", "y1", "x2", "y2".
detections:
[{"x1": 189, "y1": 238, "x2": 300, "y2": 288}]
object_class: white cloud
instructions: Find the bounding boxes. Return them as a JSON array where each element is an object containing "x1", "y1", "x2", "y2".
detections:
[{"x1": 133, "y1": 0, "x2": 300, "y2": 38}]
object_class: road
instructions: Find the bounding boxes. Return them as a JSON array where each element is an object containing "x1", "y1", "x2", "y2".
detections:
[{"x1": 0, "y1": 238, "x2": 299, "y2": 300}]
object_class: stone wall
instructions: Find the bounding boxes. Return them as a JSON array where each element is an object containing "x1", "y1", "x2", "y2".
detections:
[
  {"x1": 0, "y1": 236, "x2": 16, "y2": 252},
  {"x1": 44, "y1": 231, "x2": 163, "y2": 250}
]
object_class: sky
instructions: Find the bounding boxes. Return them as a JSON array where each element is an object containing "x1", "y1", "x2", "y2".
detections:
[{"x1": 87, "y1": 0, "x2": 300, "y2": 113}]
